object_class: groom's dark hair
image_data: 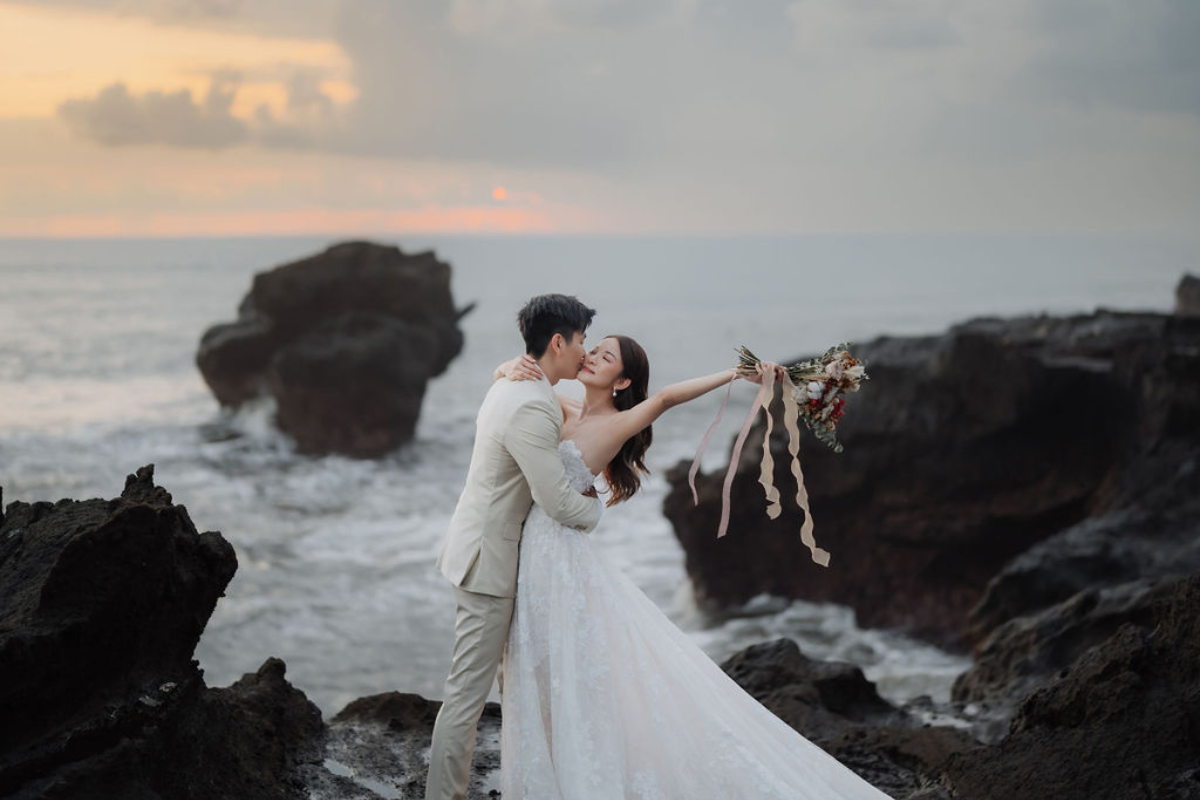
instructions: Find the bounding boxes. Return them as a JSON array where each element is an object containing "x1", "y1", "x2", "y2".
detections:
[{"x1": 517, "y1": 294, "x2": 596, "y2": 357}]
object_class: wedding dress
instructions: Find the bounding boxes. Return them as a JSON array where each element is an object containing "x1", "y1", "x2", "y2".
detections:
[{"x1": 500, "y1": 440, "x2": 894, "y2": 800}]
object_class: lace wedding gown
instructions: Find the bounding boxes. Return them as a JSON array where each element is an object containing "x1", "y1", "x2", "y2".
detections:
[{"x1": 500, "y1": 440, "x2": 894, "y2": 800}]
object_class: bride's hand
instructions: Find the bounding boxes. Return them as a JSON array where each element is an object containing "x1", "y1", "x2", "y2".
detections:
[
  {"x1": 743, "y1": 360, "x2": 784, "y2": 385},
  {"x1": 496, "y1": 354, "x2": 543, "y2": 381}
]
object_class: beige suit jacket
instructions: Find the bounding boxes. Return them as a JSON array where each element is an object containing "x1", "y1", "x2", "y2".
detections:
[{"x1": 436, "y1": 376, "x2": 602, "y2": 598}]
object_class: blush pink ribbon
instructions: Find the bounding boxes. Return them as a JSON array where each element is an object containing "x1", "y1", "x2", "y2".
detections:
[{"x1": 688, "y1": 369, "x2": 831, "y2": 567}]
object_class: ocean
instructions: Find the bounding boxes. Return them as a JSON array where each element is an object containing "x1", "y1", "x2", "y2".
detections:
[{"x1": 1, "y1": 233, "x2": 1194, "y2": 716}]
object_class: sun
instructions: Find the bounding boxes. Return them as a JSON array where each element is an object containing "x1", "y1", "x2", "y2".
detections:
[{"x1": 492, "y1": 186, "x2": 507, "y2": 201}]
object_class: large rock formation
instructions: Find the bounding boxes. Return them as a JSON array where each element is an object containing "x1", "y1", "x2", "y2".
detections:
[
  {"x1": 0, "y1": 467, "x2": 322, "y2": 800},
  {"x1": 666, "y1": 294, "x2": 1200, "y2": 647},
  {"x1": 196, "y1": 241, "x2": 471, "y2": 457}
]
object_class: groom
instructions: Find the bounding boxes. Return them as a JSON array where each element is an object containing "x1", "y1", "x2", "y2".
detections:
[{"x1": 426, "y1": 293, "x2": 604, "y2": 800}]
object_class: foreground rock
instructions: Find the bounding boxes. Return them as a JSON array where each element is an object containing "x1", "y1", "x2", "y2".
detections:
[
  {"x1": 310, "y1": 642, "x2": 957, "y2": 800},
  {"x1": 0, "y1": 470, "x2": 921, "y2": 800},
  {"x1": 667, "y1": 296, "x2": 1200, "y2": 647},
  {"x1": 945, "y1": 575, "x2": 1200, "y2": 800},
  {"x1": 8, "y1": 468, "x2": 1199, "y2": 799},
  {"x1": 196, "y1": 241, "x2": 471, "y2": 457},
  {"x1": 721, "y1": 639, "x2": 974, "y2": 799},
  {"x1": 0, "y1": 467, "x2": 322, "y2": 800},
  {"x1": 952, "y1": 574, "x2": 1185, "y2": 728}
]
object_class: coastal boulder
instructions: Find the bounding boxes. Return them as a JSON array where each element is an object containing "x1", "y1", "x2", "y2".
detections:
[
  {"x1": 0, "y1": 467, "x2": 323, "y2": 800},
  {"x1": 196, "y1": 241, "x2": 471, "y2": 457}
]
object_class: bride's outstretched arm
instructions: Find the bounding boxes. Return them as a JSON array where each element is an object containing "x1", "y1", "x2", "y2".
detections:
[
  {"x1": 659, "y1": 368, "x2": 739, "y2": 408},
  {"x1": 609, "y1": 362, "x2": 782, "y2": 442}
]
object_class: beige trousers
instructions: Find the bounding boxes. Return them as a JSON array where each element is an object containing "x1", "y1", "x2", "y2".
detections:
[{"x1": 425, "y1": 585, "x2": 514, "y2": 800}]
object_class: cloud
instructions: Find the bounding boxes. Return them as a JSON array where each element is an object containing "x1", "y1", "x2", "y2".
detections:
[
  {"x1": 1021, "y1": 0, "x2": 1200, "y2": 116},
  {"x1": 34, "y1": 0, "x2": 1200, "y2": 236},
  {"x1": 5, "y1": 0, "x2": 339, "y2": 37},
  {"x1": 57, "y1": 72, "x2": 249, "y2": 148},
  {"x1": 56, "y1": 68, "x2": 350, "y2": 150},
  {"x1": 785, "y1": 0, "x2": 960, "y2": 52}
]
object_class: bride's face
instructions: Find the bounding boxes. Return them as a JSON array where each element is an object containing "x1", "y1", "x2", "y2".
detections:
[{"x1": 579, "y1": 337, "x2": 630, "y2": 393}]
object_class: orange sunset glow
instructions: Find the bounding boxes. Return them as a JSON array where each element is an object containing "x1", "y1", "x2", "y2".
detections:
[
  {"x1": 0, "y1": 1, "x2": 567, "y2": 237},
  {"x1": 0, "y1": 0, "x2": 1196, "y2": 238}
]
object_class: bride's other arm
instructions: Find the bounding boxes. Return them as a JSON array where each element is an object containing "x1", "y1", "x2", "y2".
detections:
[
  {"x1": 494, "y1": 354, "x2": 577, "y2": 425},
  {"x1": 493, "y1": 354, "x2": 544, "y2": 381}
]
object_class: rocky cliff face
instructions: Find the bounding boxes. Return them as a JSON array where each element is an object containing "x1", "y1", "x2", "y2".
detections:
[
  {"x1": 196, "y1": 241, "x2": 471, "y2": 458},
  {"x1": 666, "y1": 296, "x2": 1200, "y2": 648}
]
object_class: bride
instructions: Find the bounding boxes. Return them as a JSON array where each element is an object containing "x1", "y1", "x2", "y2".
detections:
[{"x1": 493, "y1": 336, "x2": 894, "y2": 800}]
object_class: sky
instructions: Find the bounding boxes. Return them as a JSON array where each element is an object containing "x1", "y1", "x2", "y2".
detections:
[{"x1": 1, "y1": 0, "x2": 1198, "y2": 237}]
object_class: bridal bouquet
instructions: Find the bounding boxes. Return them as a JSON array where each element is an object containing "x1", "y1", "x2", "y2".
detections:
[
  {"x1": 736, "y1": 344, "x2": 867, "y2": 453},
  {"x1": 689, "y1": 344, "x2": 869, "y2": 568}
]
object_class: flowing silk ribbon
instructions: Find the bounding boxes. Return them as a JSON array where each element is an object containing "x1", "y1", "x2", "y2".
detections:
[
  {"x1": 688, "y1": 368, "x2": 831, "y2": 567},
  {"x1": 779, "y1": 373, "x2": 831, "y2": 566},
  {"x1": 687, "y1": 374, "x2": 736, "y2": 505}
]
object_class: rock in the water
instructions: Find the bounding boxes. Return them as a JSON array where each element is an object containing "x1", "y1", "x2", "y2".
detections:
[
  {"x1": 944, "y1": 574, "x2": 1200, "y2": 800},
  {"x1": 196, "y1": 241, "x2": 470, "y2": 457},
  {"x1": 721, "y1": 638, "x2": 898, "y2": 738},
  {"x1": 1178, "y1": 273, "x2": 1200, "y2": 317},
  {"x1": 0, "y1": 466, "x2": 321, "y2": 800},
  {"x1": 666, "y1": 308, "x2": 1200, "y2": 647},
  {"x1": 720, "y1": 639, "x2": 975, "y2": 799}
]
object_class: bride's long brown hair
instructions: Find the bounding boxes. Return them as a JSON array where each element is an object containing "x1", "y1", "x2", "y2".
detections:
[{"x1": 603, "y1": 335, "x2": 653, "y2": 506}]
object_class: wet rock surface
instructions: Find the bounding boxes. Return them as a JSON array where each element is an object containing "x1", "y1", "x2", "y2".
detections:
[{"x1": 196, "y1": 241, "x2": 471, "y2": 457}]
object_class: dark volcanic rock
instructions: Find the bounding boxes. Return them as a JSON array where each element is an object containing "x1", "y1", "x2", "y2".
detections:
[
  {"x1": 952, "y1": 575, "x2": 1183, "y2": 719},
  {"x1": 314, "y1": 694, "x2": 504, "y2": 800},
  {"x1": 1178, "y1": 273, "x2": 1200, "y2": 317},
  {"x1": 0, "y1": 467, "x2": 322, "y2": 800},
  {"x1": 666, "y1": 308, "x2": 1200, "y2": 647},
  {"x1": 721, "y1": 638, "x2": 897, "y2": 738},
  {"x1": 332, "y1": 691, "x2": 441, "y2": 731},
  {"x1": 720, "y1": 639, "x2": 974, "y2": 799},
  {"x1": 196, "y1": 241, "x2": 471, "y2": 457},
  {"x1": 964, "y1": 500, "x2": 1200, "y2": 645},
  {"x1": 944, "y1": 575, "x2": 1200, "y2": 800}
]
